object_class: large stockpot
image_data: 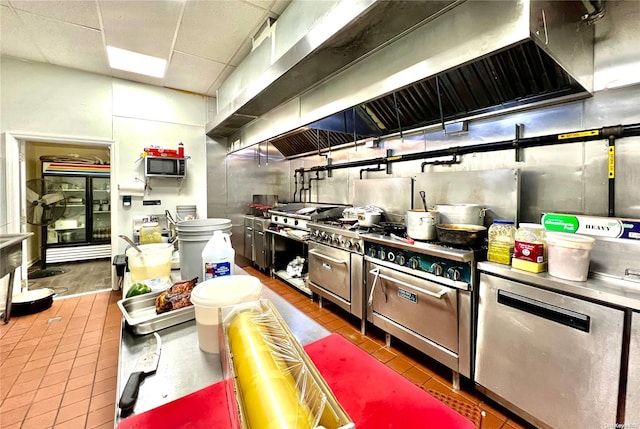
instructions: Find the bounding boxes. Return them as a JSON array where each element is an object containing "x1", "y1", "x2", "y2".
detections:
[
  {"x1": 433, "y1": 204, "x2": 486, "y2": 226},
  {"x1": 406, "y1": 210, "x2": 439, "y2": 240}
]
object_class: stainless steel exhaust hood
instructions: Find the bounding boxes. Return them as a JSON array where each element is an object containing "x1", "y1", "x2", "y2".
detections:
[{"x1": 209, "y1": 0, "x2": 595, "y2": 159}]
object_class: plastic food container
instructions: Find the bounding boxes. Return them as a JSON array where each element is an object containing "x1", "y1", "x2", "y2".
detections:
[
  {"x1": 125, "y1": 243, "x2": 173, "y2": 288},
  {"x1": 487, "y1": 220, "x2": 516, "y2": 264},
  {"x1": 190, "y1": 275, "x2": 263, "y2": 353},
  {"x1": 545, "y1": 232, "x2": 595, "y2": 281}
]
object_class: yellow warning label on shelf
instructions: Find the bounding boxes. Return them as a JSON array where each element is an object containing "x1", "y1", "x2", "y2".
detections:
[
  {"x1": 608, "y1": 146, "x2": 615, "y2": 178},
  {"x1": 386, "y1": 156, "x2": 402, "y2": 161},
  {"x1": 557, "y1": 130, "x2": 599, "y2": 140}
]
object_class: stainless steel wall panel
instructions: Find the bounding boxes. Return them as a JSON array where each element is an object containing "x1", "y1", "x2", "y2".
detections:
[
  {"x1": 413, "y1": 169, "x2": 520, "y2": 225},
  {"x1": 590, "y1": 237, "x2": 640, "y2": 279},
  {"x1": 206, "y1": 136, "x2": 229, "y2": 219},
  {"x1": 351, "y1": 178, "x2": 413, "y2": 216},
  {"x1": 224, "y1": 148, "x2": 291, "y2": 250}
]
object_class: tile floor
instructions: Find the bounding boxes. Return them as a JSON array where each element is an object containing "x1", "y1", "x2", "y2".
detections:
[
  {"x1": 1, "y1": 263, "x2": 534, "y2": 429},
  {"x1": 27, "y1": 259, "x2": 113, "y2": 297}
]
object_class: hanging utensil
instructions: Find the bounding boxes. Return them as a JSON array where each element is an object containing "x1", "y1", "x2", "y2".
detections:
[
  {"x1": 119, "y1": 235, "x2": 142, "y2": 254},
  {"x1": 419, "y1": 191, "x2": 429, "y2": 212}
]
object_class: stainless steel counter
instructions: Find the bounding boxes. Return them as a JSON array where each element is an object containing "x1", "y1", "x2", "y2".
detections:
[
  {"x1": 1, "y1": 233, "x2": 33, "y2": 323},
  {"x1": 477, "y1": 261, "x2": 640, "y2": 311},
  {"x1": 115, "y1": 267, "x2": 329, "y2": 425}
]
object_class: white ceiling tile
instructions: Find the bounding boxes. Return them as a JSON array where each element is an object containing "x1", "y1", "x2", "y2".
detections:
[
  {"x1": 175, "y1": 0, "x2": 266, "y2": 64},
  {"x1": 17, "y1": 10, "x2": 109, "y2": 75},
  {"x1": 269, "y1": 0, "x2": 290, "y2": 17},
  {"x1": 243, "y1": 0, "x2": 273, "y2": 11},
  {"x1": 1, "y1": 5, "x2": 46, "y2": 61},
  {"x1": 206, "y1": 64, "x2": 236, "y2": 97},
  {"x1": 165, "y1": 51, "x2": 226, "y2": 95},
  {"x1": 98, "y1": 0, "x2": 182, "y2": 59},
  {"x1": 9, "y1": 0, "x2": 100, "y2": 29}
]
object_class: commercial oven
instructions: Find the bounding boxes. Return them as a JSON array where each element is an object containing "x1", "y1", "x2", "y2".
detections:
[{"x1": 475, "y1": 272, "x2": 624, "y2": 429}]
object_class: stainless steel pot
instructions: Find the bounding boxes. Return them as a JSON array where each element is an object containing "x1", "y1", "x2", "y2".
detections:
[
  {"x1": 433, "y1": 204, "x2": 486, "y2": 226},
  {"x1": 406, "y1": 210, "x2": 439, "y2": 240},
  {"x1": 357, "y1": 212, "x2": 381, "y2": 227}
]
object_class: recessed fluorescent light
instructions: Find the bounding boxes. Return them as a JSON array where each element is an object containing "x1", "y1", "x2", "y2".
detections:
[{"x1": 106, "y1": 46, "x2": 166, "y2": 78}]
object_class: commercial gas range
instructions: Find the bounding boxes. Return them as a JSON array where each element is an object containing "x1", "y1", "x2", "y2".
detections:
[
  {"x1": 362, "y1": 229, "x2": 485, "y2": 388},
  {"x1": 266, "y1": 204, "x2": 349, "y2": 295},
  {"x1": 307, "y1": 222, "x2": 365, "y2": 333}
]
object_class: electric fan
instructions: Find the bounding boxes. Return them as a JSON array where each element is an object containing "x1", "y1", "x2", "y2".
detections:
[{"x1": 25, "y1": 179, "x2": 68, "y2": 279}]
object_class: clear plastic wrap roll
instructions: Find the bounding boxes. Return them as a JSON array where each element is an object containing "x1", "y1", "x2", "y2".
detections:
[{"x1": 227, "y1": 310, "x2": 325, "y2": 429}]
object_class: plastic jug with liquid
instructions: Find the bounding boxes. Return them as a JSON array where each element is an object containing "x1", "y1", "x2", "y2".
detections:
[{"x1": 201, "y1": 230, "x2": 235, "y2": 280}]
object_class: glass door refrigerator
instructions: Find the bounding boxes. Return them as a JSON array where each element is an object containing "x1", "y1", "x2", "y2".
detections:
[{"x1": 41, "y1": 162, "x2": 112, "y2": 264}]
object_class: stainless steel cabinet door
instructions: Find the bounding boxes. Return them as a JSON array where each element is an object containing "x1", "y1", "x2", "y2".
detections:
[
  {"x1": 308, "y1": 242, "x2": 351, "y2": 301},
  {"x1": 626, "y1": 312, "x2": 640, "y2": 425},
  {"x1": 476, "y1": 273, "x2": 624, "y2": 429},
  {"x1": 244, "y1": 226, "x2": 253, "y2": 260},
  {"x1": 253, "y1": 230, "x2": 268, "y2": 269}
]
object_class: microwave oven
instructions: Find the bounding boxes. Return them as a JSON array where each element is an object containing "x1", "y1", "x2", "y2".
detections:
[{"x1": 145, "y1": 156, "x2": 186, "y2": 178}]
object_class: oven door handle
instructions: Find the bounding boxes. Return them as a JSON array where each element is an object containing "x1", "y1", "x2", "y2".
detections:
[
  {"x1": 368, "y1": 267, "x2": 382, "y2": 306},
  {"x1": 308, "y1": 249, "x2": 348, "y2": 265},
  {"x1": 374, "y1": 271, "x2": 448, "y2": 299}
]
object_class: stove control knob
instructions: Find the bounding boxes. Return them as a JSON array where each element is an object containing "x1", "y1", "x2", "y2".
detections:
[
  {"x1": 346, "y1": 240, "x2": 354, "y2": 249},
  {"x1": 409, "y1": 257, "x2": 420, "y2": 270},
  {"x1": 368, "y1": 247, "x2": 377, "y2": 257},
  {"x1": 355, "y1": 242, "x2": 362, "y2": 252},
  {"x1": 430, "y1": 263, "x2": 444, "y2": 276},
  {"x1": 387, "y1": 252, "x2": 395, "y2": 262},
  {"x1": 447, "y1": 267, "x2": 462, "y2": 281},
  {"x1": 294, "y1": 220, "x2": 299, "y2": 226},
  {"x1": 379, "y1": 250, "x2": 386, "y2": 260},
  {"x1": 397, "y1": 255, "x2": 406, "y2": 266}
]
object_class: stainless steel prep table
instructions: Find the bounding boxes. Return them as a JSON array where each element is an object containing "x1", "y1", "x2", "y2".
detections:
[
  {"x1": 115, "y1": 267, "x2": 329, "y2": 426},
  {"x1": 477, "y1": 261, "x2": 640, "y2": 311}
]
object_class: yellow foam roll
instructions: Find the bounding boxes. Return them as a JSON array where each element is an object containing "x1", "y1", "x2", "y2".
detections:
[{"x1": 228, "y1": 311, "x2": 314, "y2": 429}]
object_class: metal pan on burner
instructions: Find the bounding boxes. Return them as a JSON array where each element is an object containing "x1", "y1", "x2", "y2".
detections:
[{"x1": 435, "y1": 224, "x2": 487, "y2": 247}]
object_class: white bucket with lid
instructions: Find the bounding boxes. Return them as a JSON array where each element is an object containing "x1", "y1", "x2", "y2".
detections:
[
  {"x1": 545, "y1": 232, "x2": 596, "y2": 282},
  {"x1": 176, "y1": 218, "x2": 232, "y2": 282},
  {"x1": 190, "y1": 275, "x2": 263, "y2": 353}
]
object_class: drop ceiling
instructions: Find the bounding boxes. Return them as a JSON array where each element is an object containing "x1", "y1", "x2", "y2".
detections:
[{"x1": 0, "y1": 0, "x2": 290, "y2": 97}]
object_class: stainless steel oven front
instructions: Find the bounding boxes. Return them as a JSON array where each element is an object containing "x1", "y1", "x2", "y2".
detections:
[
  {"x1": 364, "y1": 257, "x2": 472, "y2": 380},
  {"x1": 308, "y1": 241, "x2": 363, "y2": 322}
]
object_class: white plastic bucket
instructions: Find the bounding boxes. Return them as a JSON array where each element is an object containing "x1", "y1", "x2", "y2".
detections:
[
  {"x1": 190, "y1": 275, "x2": 263, "y2": 353},
  {"x1": 176, "y1": 219, "x2": 232, "y2": 282},
  {"x1": 176, "y1": 205, "x2": 198, "y2": 221},
  {"x1": 125, "y1": 243, "x2": 173, "y2": 289},
  {"x1": 545, "y1": 232, "x2": 595, "y2": 282}
]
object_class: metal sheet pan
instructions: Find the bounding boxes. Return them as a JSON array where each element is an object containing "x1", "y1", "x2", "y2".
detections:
[{"x1": 117, "y1": 291, "x2": 195, "y2": 335}]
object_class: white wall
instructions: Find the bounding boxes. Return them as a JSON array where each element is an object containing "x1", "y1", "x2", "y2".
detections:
[{"x1": 1, "y1": 56, "x2": 209, "y2": 257}]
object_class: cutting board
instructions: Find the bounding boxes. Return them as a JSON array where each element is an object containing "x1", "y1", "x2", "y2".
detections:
[{"x1": 118, "y1": 333, "x2": 475, "y2": 429}]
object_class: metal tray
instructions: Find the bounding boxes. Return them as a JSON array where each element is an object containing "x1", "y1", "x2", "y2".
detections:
[{"x1": 117, "y1": 291, "x2": 195, "y2": 335}]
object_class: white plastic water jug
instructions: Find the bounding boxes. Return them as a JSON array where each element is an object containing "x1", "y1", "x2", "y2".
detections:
[{"x1": 201, "y1": 230, "x2": 235, "y2": 281}]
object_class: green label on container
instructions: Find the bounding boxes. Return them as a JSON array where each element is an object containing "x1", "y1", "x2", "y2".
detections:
[
  {"x1": 542, "y1": 214, "x2": 579, "y2": 233},
  {"x1": 542, "y1": 213, "x2": 627, "y2": 238}
]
